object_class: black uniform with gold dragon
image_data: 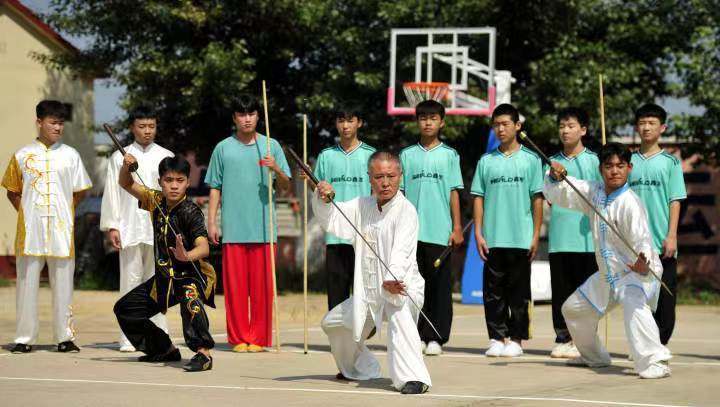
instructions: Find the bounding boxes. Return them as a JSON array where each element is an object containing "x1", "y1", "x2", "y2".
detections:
[{"x1": 114, "y1": 187, "x2": 216, "y2": 358}]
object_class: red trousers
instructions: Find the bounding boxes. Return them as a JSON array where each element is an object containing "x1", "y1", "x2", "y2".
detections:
[{"x1": 222, "y1": 243, "x2": 275, "y2": 346}]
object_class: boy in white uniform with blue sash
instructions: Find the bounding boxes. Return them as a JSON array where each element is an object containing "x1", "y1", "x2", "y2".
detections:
[{"x1": 544, "y1": 142, "x2": 671, "y2": 379}]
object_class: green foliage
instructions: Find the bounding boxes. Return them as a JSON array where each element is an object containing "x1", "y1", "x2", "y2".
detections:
[
  {"x1": 0, "y1": 277, "x2": 11, "y2": 287},
  {"x1": 677, "y1": 282, "x2": 720, "y2": 306},
  {"x1": 39, "y1": 0, "x2": 713, "y2": 163}
]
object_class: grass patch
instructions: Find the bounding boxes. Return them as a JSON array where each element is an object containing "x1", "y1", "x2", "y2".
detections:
[
  {"x1": 677, "y1": 283, "x2": 720, "y2": 306},
  {"x1": 0, "y1": 277, "x2": 11, "y2": 287}
]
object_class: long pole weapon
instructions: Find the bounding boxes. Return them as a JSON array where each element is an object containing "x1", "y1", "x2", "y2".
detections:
[
  {"x1": 520, "y1": 131, "x2": 672, "y2": 297},
  {"x1": 302, "y1": 114, "x2": 309, "y2": 355},
  {"x1": 262, "y1": 81, "x2": 282, "y2": 352},
  {"x1": 599, "y1": 74, "x2": 609, "y2": 347},
  {"x1": 285, "y1": 147, "x2": 444, "y2": 342},
  {"x1": 102, "y1": 124, "x2": 208, "y2": 294}
]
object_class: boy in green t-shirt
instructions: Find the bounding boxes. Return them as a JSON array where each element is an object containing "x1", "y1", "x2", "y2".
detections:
[
  {"x1": 545, "y1": 108, "x2": 601, "y2": 359},
  {"x1": 470, "y1": 103, "x2": 544, "y2": 358},
  {"x1": 312, "y1": 108, "x2": 376, "y2": 310},
  {"x1": 400, "y1": 100, "x2": 464, "y2": 356},
  {"x1": 629, "y1": 104, "x2": 686, "y2": 345}
]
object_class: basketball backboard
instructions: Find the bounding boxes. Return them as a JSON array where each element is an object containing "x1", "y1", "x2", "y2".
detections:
[{"x1": 388, "y1": 27, "x2": 512, "y2": 117}]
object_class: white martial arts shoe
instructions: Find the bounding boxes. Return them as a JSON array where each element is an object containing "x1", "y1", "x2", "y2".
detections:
[
  {"x1": 425, "y1": 341, "x2": 442, "y2": 356},
  {"x1": 421, "y1": 341, "x2": 427, "y2": 354},
  {"x1": 551, "y1": 342, "x2": 580, "y2": 359},
  {"x1": 485, "y1": 339, "x2": 505, "y2": 357},
  {"x1": 119, "y1": 344, "x2": 136, "y2": 352},
  {"x1": 500, "y1": 341, "x2": 523, "y2": 357},
  {"x1": 639, "y1": 362, "x2": 671, "y2": 379},
  {"x1": 566, "y1": 356, "x2": 610, "y2": 368}
]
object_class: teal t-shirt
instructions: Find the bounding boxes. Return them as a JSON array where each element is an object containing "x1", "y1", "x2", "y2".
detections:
[
  {"x1": 544, "y1": 149, "x2": 601, "y2": 253},
  {"x1": 629, "y1": 150, "x2": 686, "y2": 254},
  {"x1": 400, "y1": 143, "x2": 464, "y2": 246},
  {"x1": 470, "y1": 146, "x2": 543, "y2": 250},
  {"x1": 204, "y1": 134, "x2": 292, "y2": 243},
  {"x1": 314, "y1": 142, "x2": 376, "y2": 245}
]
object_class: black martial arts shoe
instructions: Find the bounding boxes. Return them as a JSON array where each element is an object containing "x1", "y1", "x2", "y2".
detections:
[
  {"x1": 400, "y1": 381, "x2": 429, "y2": 395},
  {"x1": 183, "y1": 352, "x2": 213, "y2": 372},
  {"x1": 57, "y1": 341, "x2": 80, "y2": 353},
  {"x1": 10, "y1": 343, "x2": 32, "y2": 354},
  {"x1": 138, "y1": 348, "x2": 181, "y2": 362}
]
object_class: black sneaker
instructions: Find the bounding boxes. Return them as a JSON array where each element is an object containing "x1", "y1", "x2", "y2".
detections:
[
  {"x1": 57, "y1": 341, "x2": 80, "y2": 353},
  {"x1": 138, "y1": 348, "x2": 181, "y2": 362},
  {"x1": 401, "y1": 381, "x2": 429, "y2": 395},
  {"x1": 10, "y1": 343, "x2": 32, "y2": 354},
  {"x1": 183, "y1": 352, "x2": 213, "y2": 372}
]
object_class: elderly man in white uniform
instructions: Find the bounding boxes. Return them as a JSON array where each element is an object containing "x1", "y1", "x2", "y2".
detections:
[
  {"x1": 2, "y1": 100, "x2": 92, "y2": 354},
  {"x1": 312, "y1": 151, "x2": 431, "y2": 395},
  {"x1": 100, "y1": 107, "x2": 173, "y2": 352},
  {"x1": 544, "y1": 142, "x2": 671, "y2": 379}
]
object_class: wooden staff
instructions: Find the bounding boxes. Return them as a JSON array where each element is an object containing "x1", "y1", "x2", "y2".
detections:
[
  {"x1": 302, "y1": 114, "x2": 309, "y2": 354},
  {"x1": 262, "y1": 80, "x2": 281, "y2": 351},
  {"x1": 599, "y1": 73, "x2": 609, "y2": 348}
]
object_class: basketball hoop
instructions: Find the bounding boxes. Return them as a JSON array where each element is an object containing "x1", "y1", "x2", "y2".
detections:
[{"x1": 402, "y1": 81, "x2": 449, "y2": 108}]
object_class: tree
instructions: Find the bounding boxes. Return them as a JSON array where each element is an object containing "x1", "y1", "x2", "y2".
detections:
[{"x1": 38, "y1": 0, "x2": 705, "y2": 163}]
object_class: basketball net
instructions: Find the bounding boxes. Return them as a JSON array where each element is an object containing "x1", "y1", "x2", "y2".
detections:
[{"x1": 402, "y1": 82, "x2": 449, "y2": 107}]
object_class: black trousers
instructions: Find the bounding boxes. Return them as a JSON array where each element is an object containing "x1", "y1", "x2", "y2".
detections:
[
  {"x1": 416, "y1": 242, "x2": 453, "y2": 344},
  {"x1": 326, "y1": 244, "x2": 355, "y2": 310},
  {"x1": 483, "y1": 248, "x2": 531, "y2": 341},
  {"x1": 548, "y1": 252, "x2": 598, "y2": 343},
  {"x1": 114, "y1": 277, "x2": 215, "y2": 355},
  {"x1": 653, "y1": 257, "x2": 677, "y2": 345}
]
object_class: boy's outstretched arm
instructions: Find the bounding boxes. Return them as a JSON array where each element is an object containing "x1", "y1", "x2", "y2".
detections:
[{"x1": 170, "y1": 235, "x2": 210, "y2": 262}]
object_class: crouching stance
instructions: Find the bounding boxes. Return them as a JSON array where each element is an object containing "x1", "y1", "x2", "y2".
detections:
[
  {"x1": 113, "y1": 154, "x2": 216, "y2": 372},
  {"x1": 544, "y1": 143, "x2": 671, "y2": 379},
  {"x1": 312, "y1": 151, "x2": 431, "y2": 394}
]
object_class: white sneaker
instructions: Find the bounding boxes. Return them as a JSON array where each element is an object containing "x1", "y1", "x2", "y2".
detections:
[
  {"x1": 563, "y1": 342, "x2": 581, "y2": 359},
  {"x1": 425, "y1": 341, "x2": 442, "y2": 356},
  {"x1": 639, "y1": 362, "x2": 671, "y2": 379},
  {"x1": 501, "y1": 341, "x2": 523, "y2": 357},
  {"x1": 550, "y1": 342, "x2": 568, "y2": 358},
  {"x1": 485, "y1": 339, "x2": 505, "y2": 357},
  {"x1": 119, "y1": 344, "x2": 136, "y2": 352},
  {"x1": 421, "y1": 341, "x2": 427, "y2": 354}
]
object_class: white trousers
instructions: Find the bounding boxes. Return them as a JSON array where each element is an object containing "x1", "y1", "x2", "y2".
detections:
[
  {"x1": 322, "y1": 297, "x2": 432, "y2": 390},
  {"x1": 118, "y1": 243, "x2": 168, "y2": 347},
  {"x1": 15, "y1": 256, "x2": 75, "y2": 344},
  {"x1": 562, "y1": 285, "x2": 671, "y2": 373}
]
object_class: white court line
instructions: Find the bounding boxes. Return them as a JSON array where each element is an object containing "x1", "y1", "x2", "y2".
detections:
[{"x1": 0, "y1": 376, "x2": 694, "y2": 407}]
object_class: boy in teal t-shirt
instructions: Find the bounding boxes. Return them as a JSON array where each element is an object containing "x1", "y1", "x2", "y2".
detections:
[
  {"x1": 471, "y1": 103, "x2": 544, "y2": 358},
  {"x1": 628, "y1": 103, "x2": 686, "y2": 345},
  {"x1": 544, "y1": 108, "x2": 601, "y2": 359},
  {"x1": 400, "y1": 100, "x2": 464, "y2": 356},
  {"x1": 313, "y1": 108, "x2": 375, "y2": 310},
  {"x1": 204, "y1": 94, "x2": 292, "y2": 351}
]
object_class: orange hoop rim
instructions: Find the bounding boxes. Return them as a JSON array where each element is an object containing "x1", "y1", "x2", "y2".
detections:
[{"x1": 402, "y1": 81, "x2": 450, "y2": 90}]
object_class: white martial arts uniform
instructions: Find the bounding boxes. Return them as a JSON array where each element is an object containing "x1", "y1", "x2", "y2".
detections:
[
  {"x1": 543, "y1": 175, "x2": 671, "y2": 374},
  {"x1": 1, "y1": 140, "x2": 92, "y2": 345},
  {"x1": 312, "y1": 191, "x2": 431, "y2": 390},
  {"x1": 100, "y1": 142, "x2": 173, "y2": 347}
]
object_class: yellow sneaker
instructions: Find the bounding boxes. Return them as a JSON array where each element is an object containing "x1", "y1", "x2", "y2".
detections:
[
  {"x1": 232, "y1": 343, "x2": 248, "y2": 353},
  {"x1": 247, "y1": 344, "x2": 265, "y2": 353}
]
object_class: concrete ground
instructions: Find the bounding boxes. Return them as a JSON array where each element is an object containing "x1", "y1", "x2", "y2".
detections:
[{"x1": 0, "y1": 286, "x2": 718, "y2": 406}]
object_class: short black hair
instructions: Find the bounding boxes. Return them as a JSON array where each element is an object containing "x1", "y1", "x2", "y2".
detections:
[
  {"x1": 415, "y1": 100, "x2": 445, "y2": 119},
  {"x1": 491, "y1": 103, "x2": 520, "y2": 123},
  {"x1": 334, "y1": 106, "x2": 362, "y2": 121},
  {"x1": 158, "y1": 156, "x2": 191, "y2": 178},
  {"x1": 557, "y1": 107, "x2": 589, "y2": 128},
  {"x1": 634, "y1": 103, "x2": 667, "y2": 124},
  {"x1": 231, "y1": 94, "x2": 260, "y2": 114},
  {"x1": 36, "y1": 100, "x2": 68, "y2": 119},
  {"x1": 129, "y1": 106, "x2": 157, "y2": 123},
  {"x1": 599, "y1": 142, "x2": 632, "y2": 165}
]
